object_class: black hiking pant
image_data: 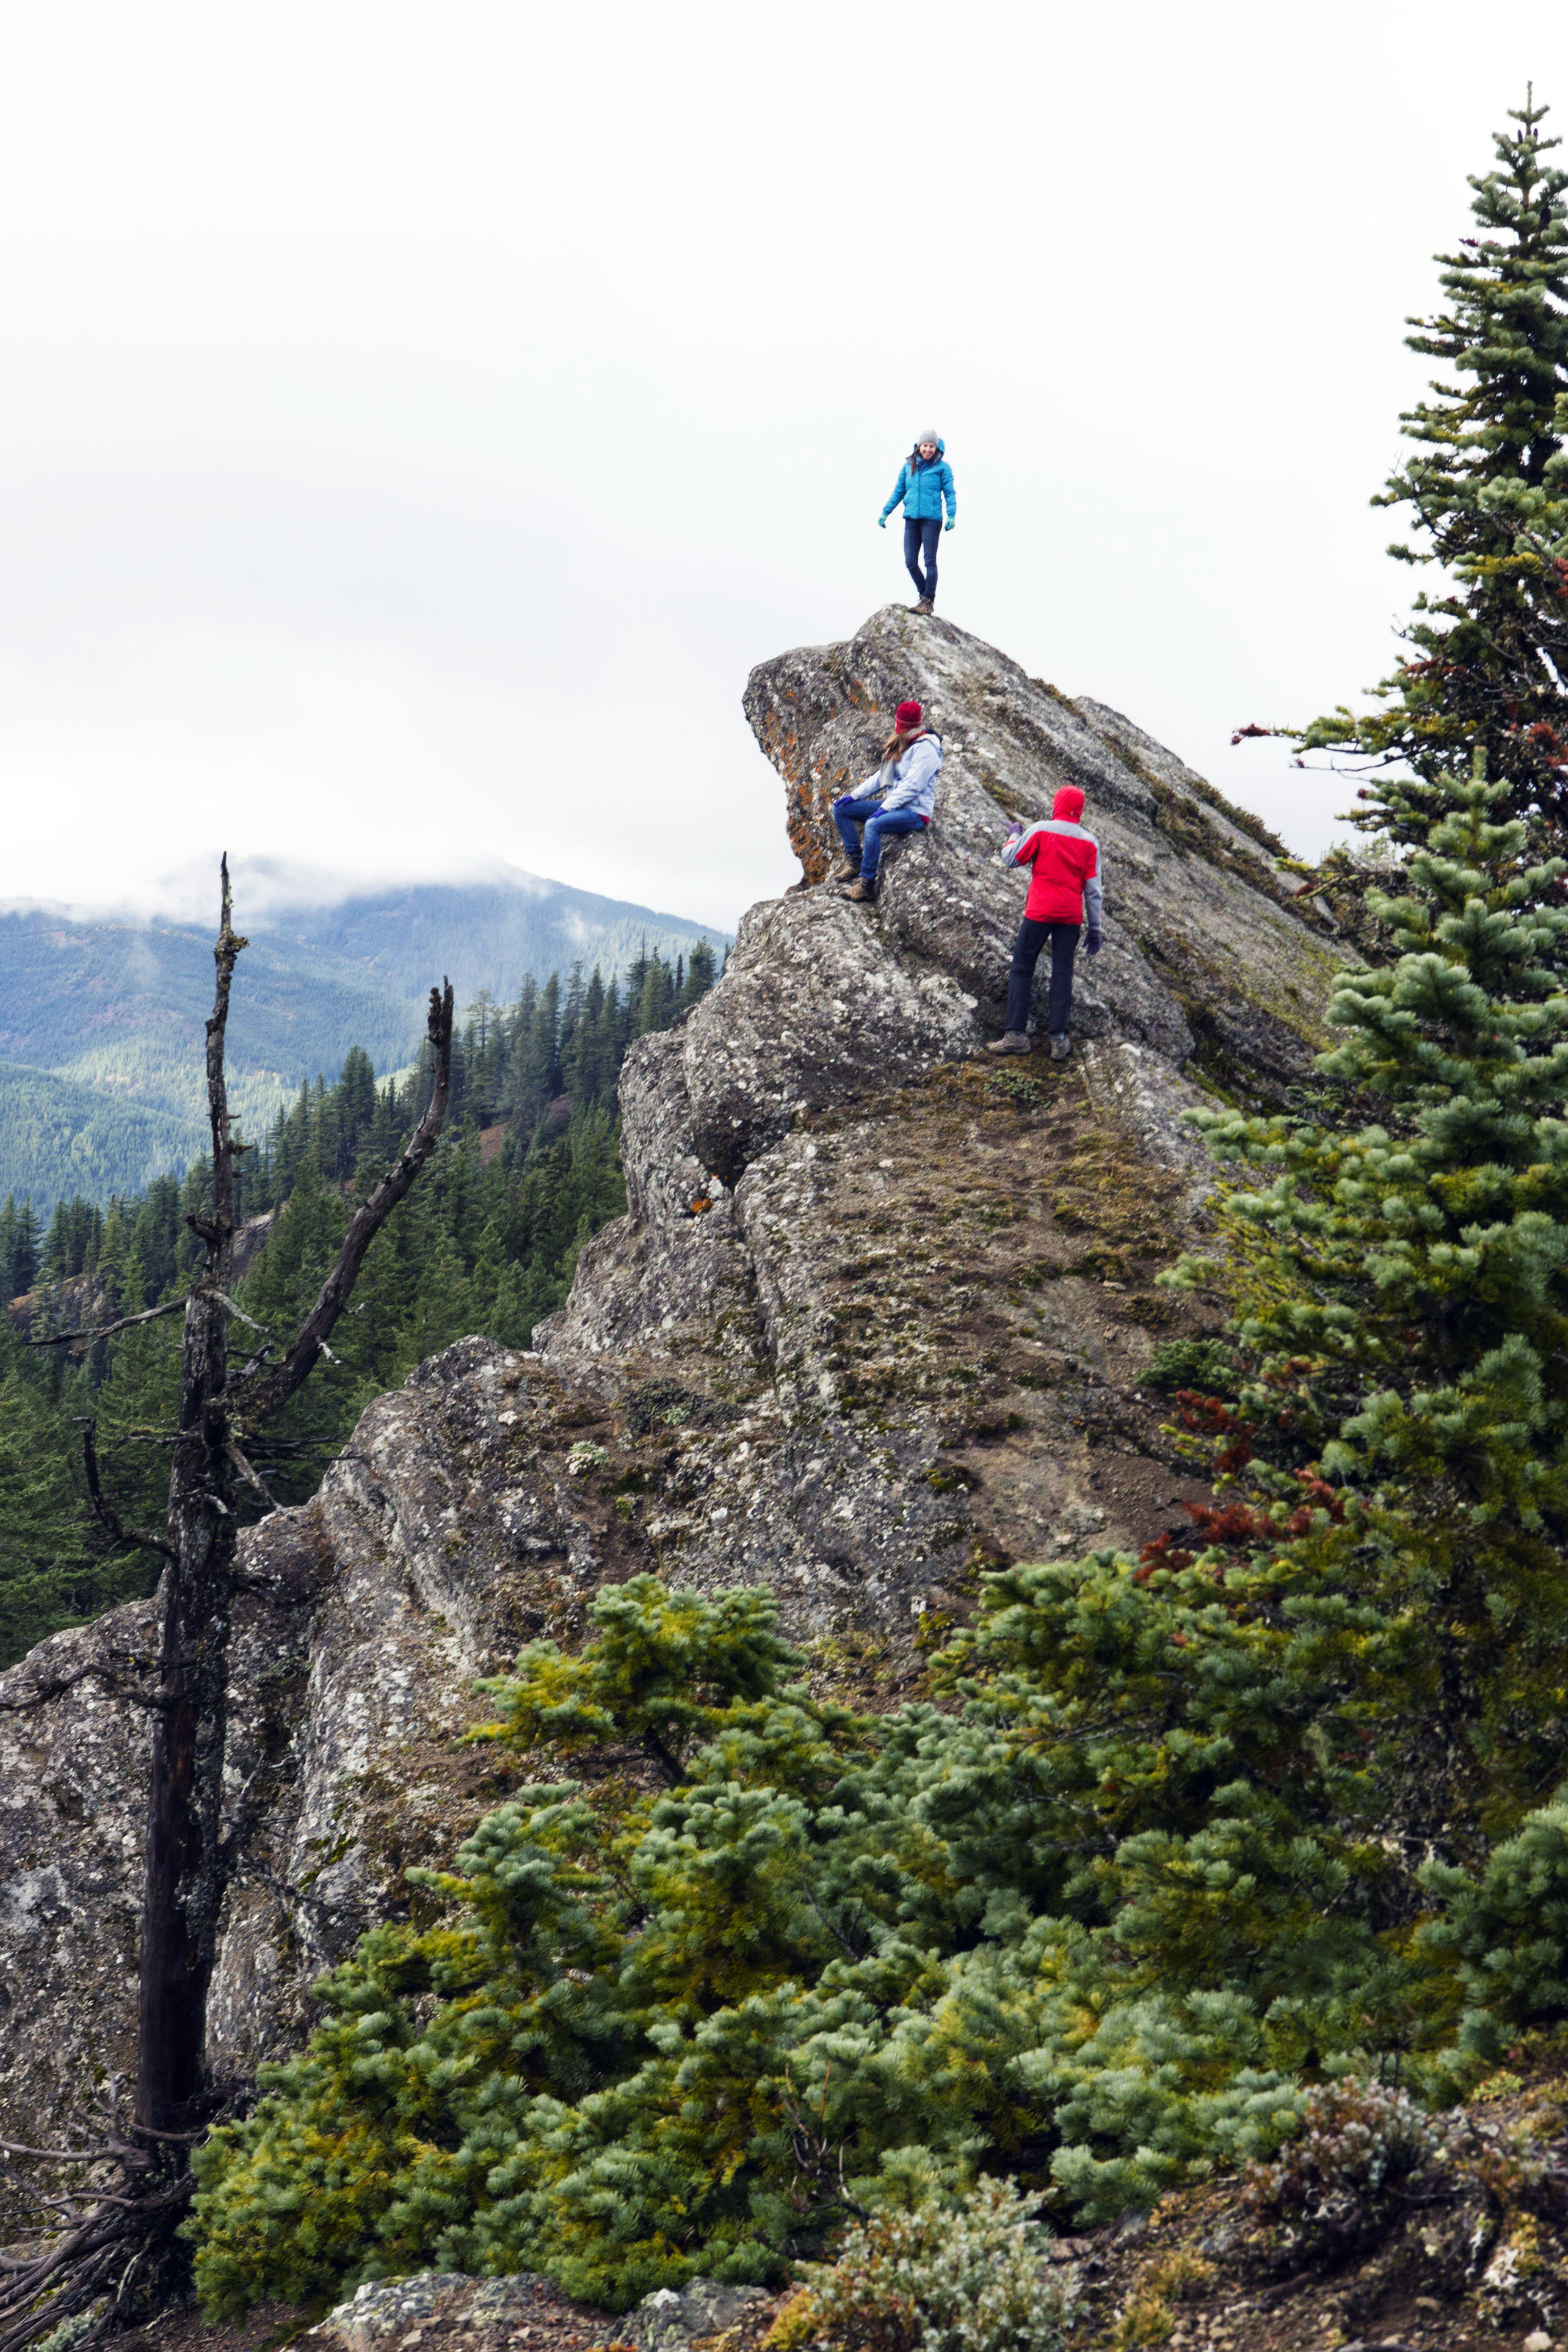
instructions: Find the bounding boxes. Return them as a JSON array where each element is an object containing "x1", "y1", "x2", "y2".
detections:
[{"x1": 1007, "y1": 918, "x2": 1079, "y2": 1036}]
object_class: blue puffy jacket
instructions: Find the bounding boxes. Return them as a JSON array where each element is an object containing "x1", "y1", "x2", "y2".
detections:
[{"x1": 881, "y1": 438, "x2": 956, "y2": 525}]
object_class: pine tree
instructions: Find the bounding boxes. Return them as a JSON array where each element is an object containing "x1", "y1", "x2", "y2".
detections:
[
  {"x1": 1171, "y1": 746, "x2": 1568, "y2": 1845},
  {"x1": 0, "y1": 1338, "x2": 138, "y2": 1666},
  {"x1": 684, "y1": 940, "x2": 718, "y2": 1006},
  {"x1": 507, "y1": 974, "x2": 561, "y2": 1133},
  {"x1": 335, "y1": 1047, "x2": 378, "y2": 1172},
  {"x1": 0, "y1": 1196, "x2": 18, "y2": 1300},
  {"x1": 1295, "y1": 93, "x2": 1568, "y2": 839}
]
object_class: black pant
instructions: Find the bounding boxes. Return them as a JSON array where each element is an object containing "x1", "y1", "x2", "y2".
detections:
[
  {"x1": 904, "y1": 515, "x2": 941, "y2": 603},
  {"x1": 1007, "y1": 918, "x2": 1079, "y2": 1035}
]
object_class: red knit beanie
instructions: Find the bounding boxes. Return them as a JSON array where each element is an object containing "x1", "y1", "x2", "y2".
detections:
[{"x1": 894, "y1": 700, "x2": 923, "y2": 731}]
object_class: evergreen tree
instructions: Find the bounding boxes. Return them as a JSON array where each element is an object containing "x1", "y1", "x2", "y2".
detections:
[
  {"x1": 334, "y1": 1047, "x2": 378, "y2": 1174},
  {"x1": 0, "y1": 1336, "x2": 141, "y2": 1665},
  {"x1": 0, "y1": 1193, "x2": 42, "y2": 1298},
  {"x1": 1295, "y1": 95, "x2": 1568, "y2": 839},
  {"x1": 41, "y1": 1197, "x2": 101, "y2": 1282},
  {"x1": 95, "y1": 1202, "x2": 133, "y2": 1315},
  {"x1": 0, "y1": 1196, "x2": 19, "y2": 1298},
  {"x1": 684, "y1": 939, "x2": 718, "y2": 1006},
  {"x1": 131, "y1": 1175, "x2": 183, "y2": 1300},
  {"x1": 506, "y1": 973, "x2": 561, "y2": 1134}
]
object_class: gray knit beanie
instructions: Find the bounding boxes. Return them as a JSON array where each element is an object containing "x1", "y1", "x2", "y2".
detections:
[{"x1": 916, "y1": 428, "x2": 941, "y2": 445}]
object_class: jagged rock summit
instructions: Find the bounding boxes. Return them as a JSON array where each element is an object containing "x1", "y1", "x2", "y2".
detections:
[
  {"x1": 747, "y1": 603, "x2": 1338, "y2": 1097},
  {"x1": 0, "y1": 606, "x2": 1341, "y2": 2176}
]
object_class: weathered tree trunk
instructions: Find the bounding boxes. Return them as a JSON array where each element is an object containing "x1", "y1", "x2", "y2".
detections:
[
  {"x1": 134, "y1": 862, "x2": 245, "y2": 2136},
  {"x1": 4, "y1": 867, "x2": 454, "y2": 2351}
]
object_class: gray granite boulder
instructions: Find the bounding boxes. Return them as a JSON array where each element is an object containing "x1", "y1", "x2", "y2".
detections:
[{"x1": 628, "y1": 2281, "x2": 773, "y2": 2352}]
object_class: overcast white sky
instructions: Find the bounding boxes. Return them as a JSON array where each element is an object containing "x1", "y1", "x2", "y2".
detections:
[{"x1": 0, "y1": 0, "x2": 1564, "y2": 935}]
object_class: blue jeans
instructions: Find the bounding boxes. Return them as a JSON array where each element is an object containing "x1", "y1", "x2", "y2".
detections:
[
  {"x1": 1007, "y1": 917, "x2": 1079, "y2": 1035},
  {"x1": 833, "y1": 794, "x2": 926, "y2": 881},
  {"x1": 904, "y1": 516, "x2": 941, "y2": 604}
]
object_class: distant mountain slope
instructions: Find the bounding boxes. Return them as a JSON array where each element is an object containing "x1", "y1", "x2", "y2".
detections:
[
  {"x1": 266, "y1": 877, "x2": 723, "y2": 1010},
  {"x1": 0, "y1": 867, "x2": 727, "y2": 1207},
  {"x1": 0, "y1": 1061, "x2": 199, "y2": 1215},
  {"x1": 0, "y1": 919, "x2": 420, "y2": 1105}
]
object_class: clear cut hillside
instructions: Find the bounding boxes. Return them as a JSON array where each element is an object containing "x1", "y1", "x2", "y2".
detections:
[{"x1": 0, "y1": 607, "x2": 1345, "y2": 2169}]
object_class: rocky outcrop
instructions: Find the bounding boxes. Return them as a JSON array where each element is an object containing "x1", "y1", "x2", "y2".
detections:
[
  {"x1": 0, "y1": 607, "x2": 1343, "y2": 2182},
  {"x1": 308, "y1": 2271, "x2": 772, "y2": 2352},
  {"x1": 743, "y1": 604, "x2": 1339, "y2": 1107}
]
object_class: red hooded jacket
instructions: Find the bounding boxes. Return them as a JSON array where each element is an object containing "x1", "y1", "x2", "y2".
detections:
[{"x1": 1004, "y1": 786, "x2": 1104, "y2": 926}]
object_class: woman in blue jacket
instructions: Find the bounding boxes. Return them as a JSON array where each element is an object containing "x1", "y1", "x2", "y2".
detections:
[{"x1": 880, "y1": 433, "x2": 956, "y2": 613}]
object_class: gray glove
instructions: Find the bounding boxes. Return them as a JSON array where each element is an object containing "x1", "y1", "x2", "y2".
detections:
[{"x1": 1086, "y1": 929, "x2": 1103, "y2": 958}]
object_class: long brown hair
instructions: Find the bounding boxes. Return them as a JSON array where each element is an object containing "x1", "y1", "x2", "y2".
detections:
[{"x1": 881, "y1": 723, "x2": 924, "y2": 763}]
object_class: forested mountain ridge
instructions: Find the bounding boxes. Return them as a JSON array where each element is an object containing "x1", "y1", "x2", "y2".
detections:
[
  {"x1": 0, "y1": 1058, "x2": 200, "y2": 1215},
  {"x1": 0, "y1": 867, "x2": 729, "y2": 1211}
]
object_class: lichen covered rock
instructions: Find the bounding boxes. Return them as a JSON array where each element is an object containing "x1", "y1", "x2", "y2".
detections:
[{"x1": 744, "y1": 603, "x2": 1339, "y2": 1107}]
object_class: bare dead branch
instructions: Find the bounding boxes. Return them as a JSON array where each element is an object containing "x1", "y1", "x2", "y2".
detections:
[
  {"x1": 242, "y1": 980, "x2": 456, "y2": 1423},
  {"x1": 0, "y1": 1662, "x2": 112, "y2": 1715},
  {"x1": 228, "y1": 1441, "x2": 281, "y2": 1512},
  {"x1": 25, "y1": 1297, "x2": 188, "y2": 1349},
  {"x1": 209, "y1": 1288, "x2": 270, "y2": 1335},
  {"x1": 78, "y1": 1422, "x2": 176, "y2": 1562}
]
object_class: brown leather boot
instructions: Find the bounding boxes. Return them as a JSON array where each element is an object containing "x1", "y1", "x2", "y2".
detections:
[
  {"x1": 842, "y1": 878, "x2": 878, "y2": 904},
  {"x1": 830, "y1": 855, "x2": 859, "y2": 882},
  {"x1": 985, "y1": 1031, "x2": 1033, "y2": 1056}
]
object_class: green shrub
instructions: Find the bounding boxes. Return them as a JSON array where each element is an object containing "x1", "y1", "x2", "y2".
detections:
[
  {"x1": 765, "y1": 2179, "x2": 1071, "y2": 2352},
  {"x1": 1241, "y1": 2076, "x2": 1544, "y2": 2263},
  {"x1": 1142, "y1": 1339, "x2": 1236, "y2": 1396}
]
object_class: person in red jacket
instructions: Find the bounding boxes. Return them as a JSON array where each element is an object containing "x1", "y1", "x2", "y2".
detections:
[{"x1": 986, "y1": 784, "x2": 1104, "y2": 1058}]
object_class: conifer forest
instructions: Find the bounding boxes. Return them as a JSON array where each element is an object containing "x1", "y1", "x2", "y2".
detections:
[{"x1": 0, "y1": 943, "x2": 717, "y2": 1666}]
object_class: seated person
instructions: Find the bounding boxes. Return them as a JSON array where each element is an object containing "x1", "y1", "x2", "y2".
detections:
[{"x1": 832, "y1": 699, "x2": 942, "y2": 906}]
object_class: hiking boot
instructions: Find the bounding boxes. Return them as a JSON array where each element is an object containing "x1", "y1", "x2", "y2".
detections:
[
  {"x1": 985, "y1": 1031, "x2": 1032, "y2": 1056},
  {"x1": 830, "y1": 855, "x2": 859, "y2": 882},
  {"x1": 1050, "y1": 1034, "x2": 1072, "y2": 1061},
  {"x1": 842, "y1": 878, "x2": 878, "y2": 905},
  {"x1": 915, "y1": 597, "x2": 934, "y2": 614}
]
